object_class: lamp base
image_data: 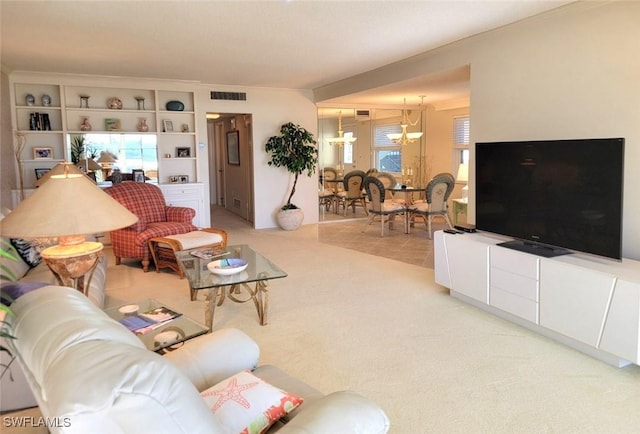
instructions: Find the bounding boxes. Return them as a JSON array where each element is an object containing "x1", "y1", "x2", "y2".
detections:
[{"x1": 41, "y1": 242, "x2": 103, "y2": 296}]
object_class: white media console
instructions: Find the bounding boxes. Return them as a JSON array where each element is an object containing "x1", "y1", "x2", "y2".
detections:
[{"x1": 434, "y1": 230, "x2": 640, "y2": 367}]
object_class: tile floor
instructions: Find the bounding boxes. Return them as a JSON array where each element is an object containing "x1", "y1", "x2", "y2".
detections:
[
  {"x1": 214, "y1": 205, "x2": 447, "y2": 269},
  {"x1": 317, "y1": 214, "x2": 448, "y2": 269}
]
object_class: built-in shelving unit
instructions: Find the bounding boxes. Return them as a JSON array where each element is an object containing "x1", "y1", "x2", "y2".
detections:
[{"x1": 10, "y1": 82, "x2": 198, "y2": 188}]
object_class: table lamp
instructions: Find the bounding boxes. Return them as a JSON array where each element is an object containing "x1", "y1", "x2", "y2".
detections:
[
  {"x1": 96, "y1": 151, "x2": 118, "y2": 180},
  {"x1": 35, "y1": 162, "x2": 88, "y2": 187},
  {"x1": 456, "y1": 163, "x2": 469, "y2": 199},
  {"x1": 1, "y1": 169, "x2": 138, "y2": 295}
]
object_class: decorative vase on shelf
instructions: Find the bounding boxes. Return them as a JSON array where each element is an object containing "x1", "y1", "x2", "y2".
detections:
[
  {"x1": 107, "y1": 97, "x2": 123, "y2": 109},
  {"x1": 25, "y1": 94, "x2": 35, "y2": 106},
  {"x1": 41, "y1": 94, "x2": 51, "y2": 107},
  {"x1": 80, "y1": 117, "x2": 92, "y2": 132},
  {"x1": 137, "y1": 118, "x2": 149, "y2": 132}
]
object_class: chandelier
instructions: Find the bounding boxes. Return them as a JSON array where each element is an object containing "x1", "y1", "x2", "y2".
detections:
[
  {"x1": 387, "y1": 97, "x2": 424, "y2": 145},
  {"x1": 327, "y1": 110, "x2": 357, "y2": 146}
]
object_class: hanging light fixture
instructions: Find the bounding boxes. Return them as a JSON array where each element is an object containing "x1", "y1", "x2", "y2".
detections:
[
  {"x1": 327, "y1": 110, "x2": 357, "y2": 146},
  {"x1": 387, "y1": 97, "x2": 424, "y2": 145}
]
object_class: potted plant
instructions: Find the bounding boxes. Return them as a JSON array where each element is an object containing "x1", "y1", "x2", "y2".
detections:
[{"x1": 265, "y1": 122, "x2": 318, "y2": 230}]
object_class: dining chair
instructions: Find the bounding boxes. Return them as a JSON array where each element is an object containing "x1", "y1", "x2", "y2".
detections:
[
  {"x1": 407, "y1": 172, "x2": 455, "y2": 238},
  {"x1": 335, "y1": 170, "x2": 368, "y2": 216},
  {"x1": 373, "y1": 171, "x2": 405, "y2": 204},
  {"x1": 362, "y1": 176, "x2": 406, "y2": 237},
  {"x1": 319, "y1": 167, "x2": 339, "y2": 211},
  {"x1": 318, "y1": 179, "x2": 335, "y2": 211}
]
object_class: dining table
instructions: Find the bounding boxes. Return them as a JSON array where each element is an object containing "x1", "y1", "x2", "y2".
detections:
[{"x1": 387, "y1": 184, "x2": 423, "y2": 233}]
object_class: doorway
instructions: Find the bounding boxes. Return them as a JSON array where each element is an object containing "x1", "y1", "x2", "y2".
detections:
[{"x1": 206, "y1": 113, "x2": 254, "y2": 224}]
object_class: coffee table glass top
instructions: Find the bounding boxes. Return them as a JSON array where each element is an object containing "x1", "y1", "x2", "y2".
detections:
[
  {"x1": 175, "y1": 244, "x2": 288, "y2": 291},
  {"x1": 104, "y1": 298, "x2": 208, "y2": 352}
]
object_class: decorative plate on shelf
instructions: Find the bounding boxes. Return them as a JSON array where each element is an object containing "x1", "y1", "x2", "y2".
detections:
[
  {"x1": 207, "y1": 258, "x2": 248, "y2": 275},
  {"x1": 165, "y1": 100, "x2": 184, "y2": 111}
]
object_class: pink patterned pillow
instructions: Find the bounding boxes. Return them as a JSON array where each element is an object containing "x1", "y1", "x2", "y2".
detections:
[{"x1": 200, "y1": 370, "x2": 303, "y2": 434}]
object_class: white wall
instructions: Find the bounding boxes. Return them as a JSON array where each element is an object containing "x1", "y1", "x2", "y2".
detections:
[
  {"x1": 193, "y1": 85, "x2": 318, "y2": 229},
  {"x1": 468, "y1": 1, "x2": 640, "y2": 260},
  {"x1": 316, "y1": 2, "x2": 640, "y2": 260}
]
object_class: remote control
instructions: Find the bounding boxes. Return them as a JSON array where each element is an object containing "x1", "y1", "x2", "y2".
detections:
[{"x1": 443, "y1": 229, "x2": 458, "y2": 234}]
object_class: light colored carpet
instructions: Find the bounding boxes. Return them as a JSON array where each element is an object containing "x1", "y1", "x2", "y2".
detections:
[{"x1": 8, "y1": 209, "x2": 640, "y2": 433}]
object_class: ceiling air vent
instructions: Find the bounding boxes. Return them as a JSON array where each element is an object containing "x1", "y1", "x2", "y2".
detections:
[
  {"x1": 210, "y1": 91, "x2": 247, "y2": 101},
  {"x1": 355, "y1": 109, "x2": 370, "y2": 120}
]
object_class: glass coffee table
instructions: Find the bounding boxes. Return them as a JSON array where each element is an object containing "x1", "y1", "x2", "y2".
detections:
[
  {"x1": 105, "y1": 298, "x2": 208, "y2": 353},
  {"x1": 175, "y1": 244, "x2": 287, "y2": 331}
]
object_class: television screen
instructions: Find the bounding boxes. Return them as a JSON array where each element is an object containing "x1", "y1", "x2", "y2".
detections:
[{"x1": 475, "y1": 138, "x2": 624, "y2": 259}]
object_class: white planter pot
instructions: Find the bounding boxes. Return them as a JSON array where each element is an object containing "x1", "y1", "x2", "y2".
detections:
[{"x1": 276, "y1": 208, "x2": 304, "y2": 231}]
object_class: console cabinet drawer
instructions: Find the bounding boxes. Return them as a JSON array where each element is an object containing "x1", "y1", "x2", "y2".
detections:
[
  {"x1": 490, "y1": 286, "x2": 538, "y2": 323},
  {"x1": 490, "y1": 268, "x2": 538, "y2": 301},
  {"x1": 490, "y1": 246, "x2": 539, "y2": 279},
  {"x1": 161, "y1": 185, "x2": 200, "y2": 199}
]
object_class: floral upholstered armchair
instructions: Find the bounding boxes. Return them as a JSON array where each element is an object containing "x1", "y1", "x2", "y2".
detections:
[{"x1": 104, "y1": 182, "x2": 197, "y2": 272}]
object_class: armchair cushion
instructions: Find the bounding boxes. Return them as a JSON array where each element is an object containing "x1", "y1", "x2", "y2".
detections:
[{"x1": 201, "y1": 370, "x2": 303, "y2": 434}]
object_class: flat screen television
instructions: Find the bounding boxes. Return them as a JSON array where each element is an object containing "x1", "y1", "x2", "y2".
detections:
[{"x1": 475, "y1": 138, "x2": 624, "y2": 260}]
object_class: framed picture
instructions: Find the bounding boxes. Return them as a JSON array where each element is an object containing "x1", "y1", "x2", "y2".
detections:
[
  {"x1": 176, "y1": 147, "x2": 191, "y2": 158},
  {"x1": 168, "y1": 175, "x2": 189, "y2": 184},
  {"x1": 132, "y1": 169, "x2": 145, "y2": 183},
  {"x1": 162, "y1": 119, "x2": 174, "y2": 132},
  {"x1": 34, "y1": 168, "x2": 50, "y2": 179},
  {"x1": 181, "y1": 124, "x2": 189, "y2": 133},
  {"x1": 105, "y1": 118, "x2": 121, "y2": 131},
  {"x1": 33, "y1": 147, "x2": 53, "y2": 159},
  {"x1": 226, "y1": 130, "x2": 240, "y2": 165}
]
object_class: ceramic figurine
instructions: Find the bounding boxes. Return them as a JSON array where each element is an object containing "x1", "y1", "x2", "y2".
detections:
[
  {"x1": 41, "y1": 94, "x2": 51, "y2": 107},
  {"x1": 25, "y1": 94, "x2": 35, "y2": 106},
  {"x1": 80, "y1": 117, "x2": 92, "y2": 131}
]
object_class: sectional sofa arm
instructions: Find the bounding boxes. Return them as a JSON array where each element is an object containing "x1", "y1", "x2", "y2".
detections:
[
  {"x1": 165, "y1": 206, "x2": 196, "y2": 223},
  {"x1": 279, "y1": 391, "x2": 390, "y2": 434},
  {"x1": 163, "y1": 328, "x2": 260, "y2": 391}
]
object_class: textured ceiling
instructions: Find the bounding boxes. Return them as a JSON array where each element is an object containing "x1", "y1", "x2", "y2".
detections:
[{"x1": 1, "y1": 1, "x2": 572, "y2": 106}]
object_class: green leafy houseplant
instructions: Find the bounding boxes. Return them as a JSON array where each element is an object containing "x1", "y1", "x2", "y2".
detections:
[
  {"x1": 70, "y1": 135, "x2": 85, "y2": 164},
  {"x1": 265, "y1": 122, "x2": 318, "y2": 210}
]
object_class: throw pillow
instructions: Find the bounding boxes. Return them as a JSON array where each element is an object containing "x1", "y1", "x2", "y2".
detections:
[
  {"x1": 9, "y1": 238, "x2": 42, "y2": 268},
  {"x1": 0, "y1": 237, "x2": 30, "y2": 281},
  {"x1": 200, "y1": 370, "x2": 303, "y2": 434},
  {"x1": 0, "y1": 281, "x2": 49, "y2": 306}
]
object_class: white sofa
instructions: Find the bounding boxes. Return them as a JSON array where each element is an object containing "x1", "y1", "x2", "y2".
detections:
[
  {"x1": 1, "y1": 240, "x2": 107, "y2": 412},
  {"x1": 8, "y1": 286, "x2": 390, "y2": 433}
]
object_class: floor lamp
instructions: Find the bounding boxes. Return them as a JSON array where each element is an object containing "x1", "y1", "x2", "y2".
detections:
[{"x1": 1, "y1": 169, "x2": 138, "y2": 295}]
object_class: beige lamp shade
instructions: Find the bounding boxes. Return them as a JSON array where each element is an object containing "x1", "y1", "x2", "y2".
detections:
[
  {"x1": 456, "y1": 163, "x2": 469, "y2": 183},
  {"x1": 96, "y1": 151, "x2": 117, "y2": 164},
  {"x1": 35, "y1": 162, "x2": 88, "y2": 187},
  {"x1": 457, "y1": 163, "x2": 469, "y2": 199},
  {"x1": 78, "y1": 158, "x2": 102, "y2": 171},
  {"x1": 1, "y1": 173, "x2": 138, "y2": 239}
]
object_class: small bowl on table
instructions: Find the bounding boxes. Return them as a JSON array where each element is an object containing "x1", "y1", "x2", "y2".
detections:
[{"x1": 207, "y1": 258, "x2": 248, "y2": 276}]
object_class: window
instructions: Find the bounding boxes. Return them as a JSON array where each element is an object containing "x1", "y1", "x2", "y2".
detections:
[
  {"x1": 374, "y1": 123, "x2": 402, "y2": 173},
  {"x1": 343, "y1": 131, "x2": 354, "y2": 164},
  {"x1": 81, "y1": 133, "x2": 158, "y2": 174},
  {"x1": 453, "y1": 116, "x2": 470, "y2": 165}
]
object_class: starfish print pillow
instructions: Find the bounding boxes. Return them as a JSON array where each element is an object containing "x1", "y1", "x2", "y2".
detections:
[{"x1": 201, "y1": 370, "x2": 303, "y2": 434}]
